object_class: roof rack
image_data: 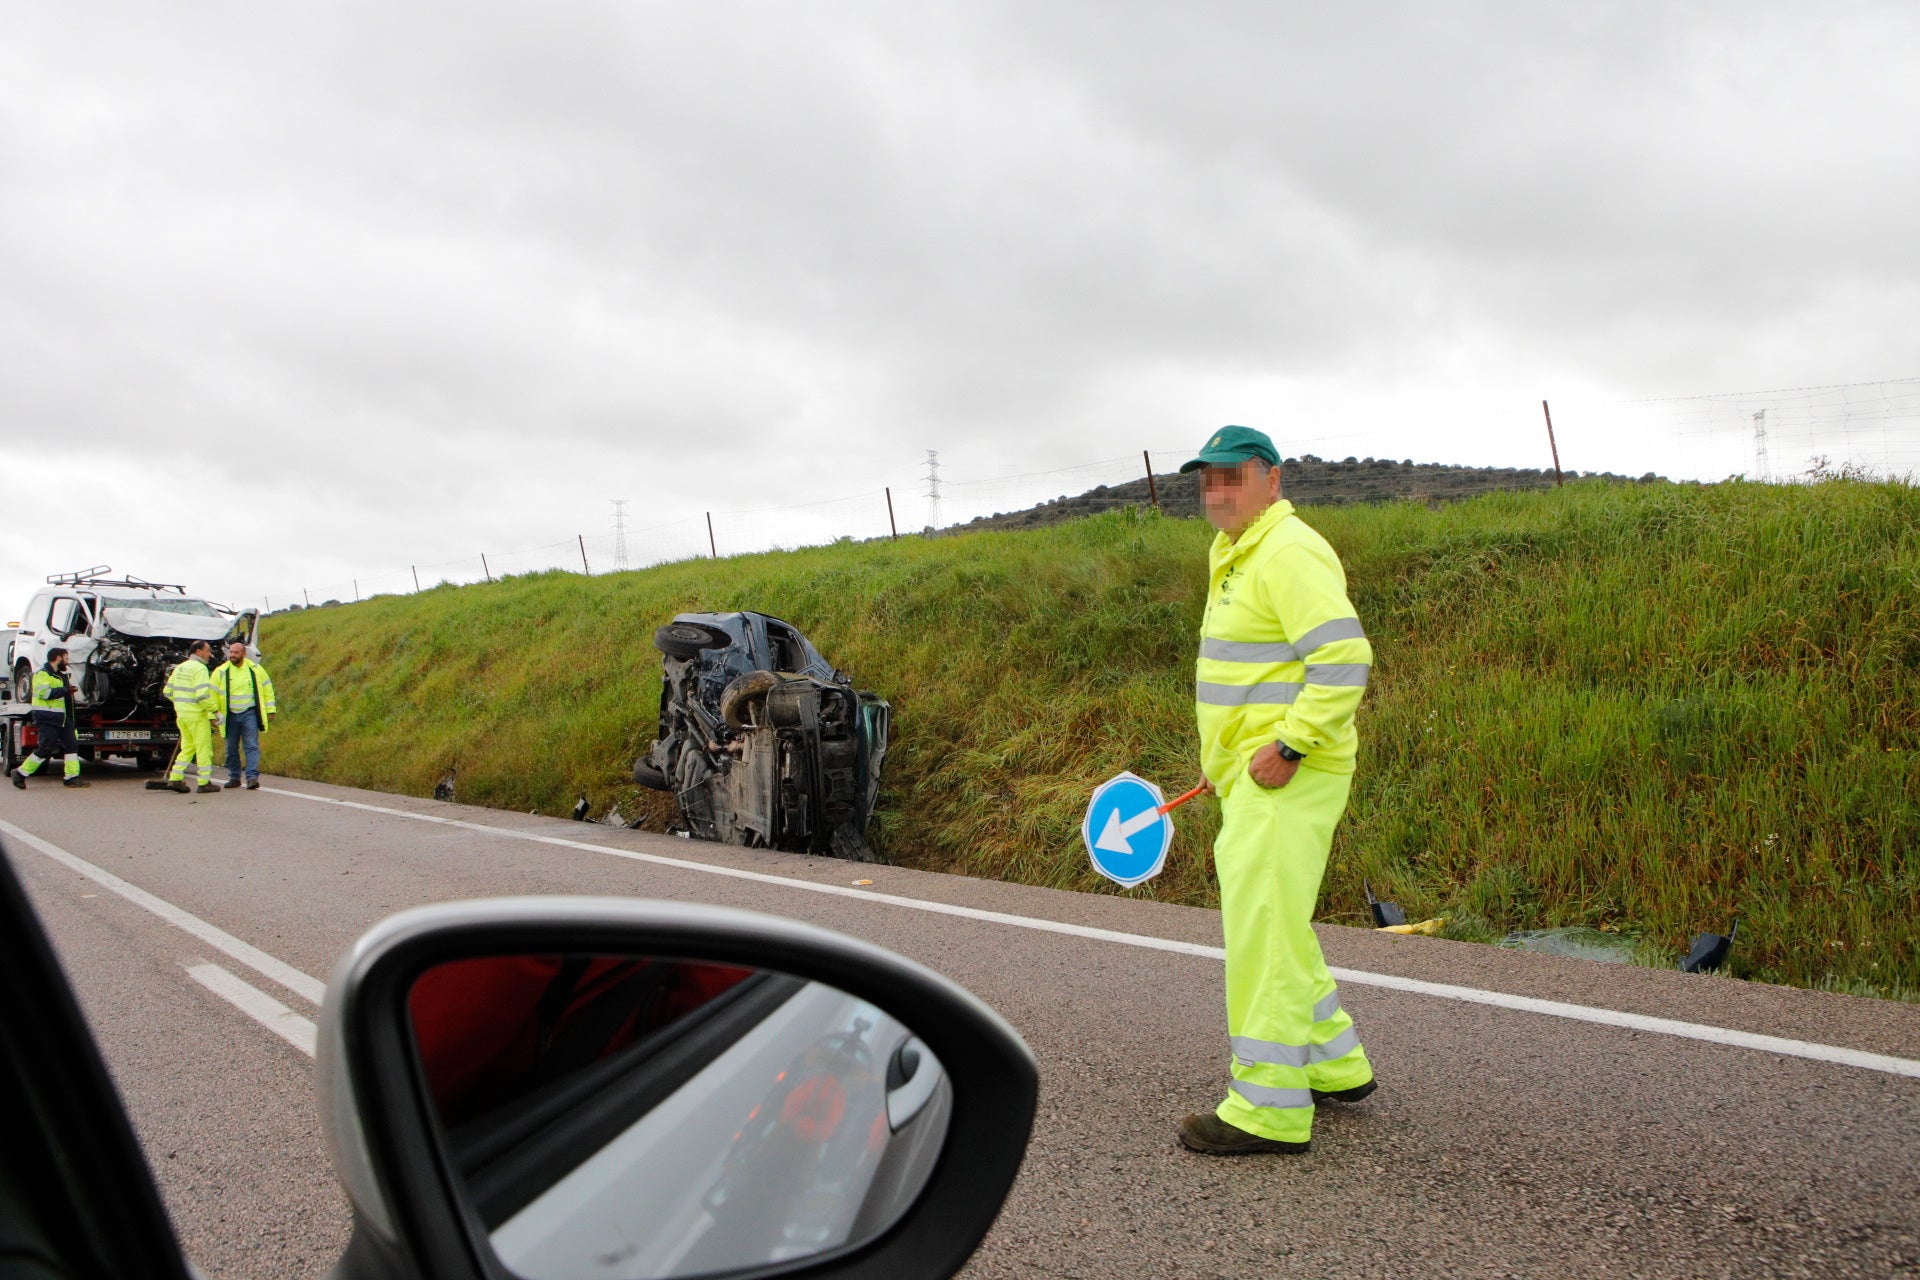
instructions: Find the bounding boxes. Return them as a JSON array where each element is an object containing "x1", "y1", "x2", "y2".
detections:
[{"x1": 45, "y1": 568, "x2": 188, "y2": 594}]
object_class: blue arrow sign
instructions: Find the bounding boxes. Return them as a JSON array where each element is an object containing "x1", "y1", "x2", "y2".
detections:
[{"x1": 1082, "y1": 771, "x2": 1172, "y2": 887}]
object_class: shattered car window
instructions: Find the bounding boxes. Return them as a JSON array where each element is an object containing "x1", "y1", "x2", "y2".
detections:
[{"x1": 96, "y1": 595, "x2": 221, "y2": 617}]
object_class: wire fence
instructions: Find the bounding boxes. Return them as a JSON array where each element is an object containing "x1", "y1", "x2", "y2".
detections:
[{"x1": 249, "y1": 379, "x2": 1920, "y2": 613}]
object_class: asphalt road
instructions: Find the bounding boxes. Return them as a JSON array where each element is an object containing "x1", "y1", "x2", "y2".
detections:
[{"x1": 6, "y1": 768, "x2": 1919, "y2": 1279}]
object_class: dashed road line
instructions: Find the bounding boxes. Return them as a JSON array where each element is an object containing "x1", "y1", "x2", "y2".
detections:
[{"x1": 186, "y1": 962, "x2": 318, "y2": 1056}]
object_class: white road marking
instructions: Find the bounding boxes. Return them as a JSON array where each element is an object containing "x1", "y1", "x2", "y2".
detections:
[
  {"x1": 0, "y1": 816, "x2": 326, "y2": 1006},
  {"x1": 186, "y1": 963, "x2": 317, "y2": 1057},
  {"x1": 262, "y1": 786, "x2": 1920, "y2": 1082}
]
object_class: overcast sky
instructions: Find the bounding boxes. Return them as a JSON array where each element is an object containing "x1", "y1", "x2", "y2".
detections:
[{"x1": 5, "y1": 2, "x2": 1918, "y2": 616}]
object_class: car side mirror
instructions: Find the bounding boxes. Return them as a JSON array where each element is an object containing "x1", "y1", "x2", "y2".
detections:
[{"x1": 316, "y1": 898, "x2": 1037, "y2": 1280}]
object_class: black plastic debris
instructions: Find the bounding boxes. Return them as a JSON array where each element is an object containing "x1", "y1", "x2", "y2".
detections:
[
  {"x1": 1680, "y1": 916, "x2": 1739, "y2": 974},
  {"x1": 1364, "y1": 878, "x2": 1407, "y2": 929},
  {"x1": 571, "y1": 796, "x2": 590, "y2": 821}
]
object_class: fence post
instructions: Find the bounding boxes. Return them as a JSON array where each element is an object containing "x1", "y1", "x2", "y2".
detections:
[
  {"x1": 1541, "y1": 399, "x2": 1564, "y2": 487},
  {"x1": 1143, "y1": 450, "x2": 1160, "y2": 510},
  {"x1": 885, "y1": 487, "x2": 898, "y2": 540},
  {"x1": 578, "y1": 534, "x2": 590, "y2": 574},
  {"x1": 411, "y1": 566, "x2": 420, "y2": 593},
  {"x1": 706, "y1": 512, "x2": 717, "y2": 558},
  {"x1": 482, "y1": 554, "x2": 493, "y2": 583}
]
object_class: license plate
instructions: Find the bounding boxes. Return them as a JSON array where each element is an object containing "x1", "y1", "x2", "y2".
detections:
[{"x1": 103, "y1": 729, "x2": 151, "y2": 741}]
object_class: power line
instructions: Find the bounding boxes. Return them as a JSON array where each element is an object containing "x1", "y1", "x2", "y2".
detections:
[
  {"x1": 923, "y1": 449, "x2": 942, "y2": 531},
  {"x1": 610, "y1": 499, "x2": 630, "y2": 572}
]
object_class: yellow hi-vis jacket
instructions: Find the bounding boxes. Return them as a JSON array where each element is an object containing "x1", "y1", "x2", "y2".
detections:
[
  {"x1": 163, "y1": 657, "x2": 218, "y2": 722},
  {"x1": 1196, "y1": 499, "x2": 1372, "y2": 795},
  {"x1": 212, "y1": 658, "x2": 277, "y2": 732}
]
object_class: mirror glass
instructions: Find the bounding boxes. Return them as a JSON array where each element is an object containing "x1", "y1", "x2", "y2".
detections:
[{"x1": 408, "y1": 954, "x2": 950, "y2": 1280}]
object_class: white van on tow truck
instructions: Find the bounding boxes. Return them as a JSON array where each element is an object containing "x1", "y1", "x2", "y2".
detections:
[{"x1": 3, "y1": 567, "x2": 258, "y2": 774}]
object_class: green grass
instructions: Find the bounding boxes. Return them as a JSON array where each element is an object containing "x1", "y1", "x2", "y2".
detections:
[{"x1": 261, "y1": 478, "x2": 1920, "y2": 997}]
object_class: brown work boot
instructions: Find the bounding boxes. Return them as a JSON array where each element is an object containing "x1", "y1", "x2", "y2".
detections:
[
  {"x1": 195, "y1": 782, "x2": 219, "y2": 794},
  {"x1": 1311, "y1": 1078, "x2": 1378, "y2": 1104},
  {"x1": 62, "y1": 777, "x2": 90, "y2": 788},
  {"x1": 1177, "y1": 1112, "x2": 1309, "y2": 1156},
  {"x1": 169, "y1": 779, "x2": 191, "y2": 793}
]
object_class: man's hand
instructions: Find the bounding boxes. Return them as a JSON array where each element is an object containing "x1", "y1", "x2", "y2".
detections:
[
  {"x1": 1246, "y1": 742, "x2": 1300, "y2": 790},
  {"x1": 1194, "y1": 777, "x2": 1214, "y2": 797}
]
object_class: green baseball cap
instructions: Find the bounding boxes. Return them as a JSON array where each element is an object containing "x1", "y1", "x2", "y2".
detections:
[{"x1": 1179, "y1": 425, "x2": 1279, "y2": 473}]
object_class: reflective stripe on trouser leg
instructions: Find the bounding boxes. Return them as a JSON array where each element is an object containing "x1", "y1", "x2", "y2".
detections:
[
  {"x1": 172, "y1": 716, "x2": 214, "y2": 782},
  {"x1": 1214, "y1": 766, "x2": 1371, "y2": 1143},
  {"x1": 64, "y1": 753, "x2": 80, "y2": 778},
  {"x1": 19, "y1": 753, "x2": 45, "y2": 775}
]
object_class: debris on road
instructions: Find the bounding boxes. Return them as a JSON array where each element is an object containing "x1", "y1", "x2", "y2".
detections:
[
  {"x1": 1364, "y1": 879, "x2": 1406, "y2": 928},
  {"x1": 1681, "y1": 917, "x2": 1739, "y2": 974}
]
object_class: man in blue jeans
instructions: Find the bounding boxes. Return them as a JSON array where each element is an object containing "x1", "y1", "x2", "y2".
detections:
[{"x1": 213, "y1": 640, "x2": 278, "y2": 789}]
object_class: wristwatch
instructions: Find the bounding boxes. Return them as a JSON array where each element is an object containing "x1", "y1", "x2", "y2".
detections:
[{"x1": 1274, "y1": 740, "x2": 1306, "y2": 763}]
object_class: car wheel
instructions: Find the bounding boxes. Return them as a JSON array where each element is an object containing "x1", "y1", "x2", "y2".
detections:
[
  {"x1": 632, "y1": 754, "x2": 672, "y2": 791},
  {"x1": 12, "y1": 661, "x2": 30, "y2": 704},
  {"x1": 719, "y1": 670, "x2": 782, "y2": 728},
  {"x1": 653, "y1": 621, "x2": 730, "y2": 660}
]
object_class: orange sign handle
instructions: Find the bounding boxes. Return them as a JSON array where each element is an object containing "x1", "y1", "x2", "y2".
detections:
[{"x1": 1157, "y1": 784, "x2": 1208, "y2": 815}]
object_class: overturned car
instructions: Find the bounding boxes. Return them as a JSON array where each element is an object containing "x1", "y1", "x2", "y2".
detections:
[{"x1": 633, "y1": 612, "x2": 891, "y2": 861}]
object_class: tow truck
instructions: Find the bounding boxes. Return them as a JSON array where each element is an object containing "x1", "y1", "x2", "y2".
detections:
[{"x1": 3, "y1": 567, "x2": 259, "y2": 776}]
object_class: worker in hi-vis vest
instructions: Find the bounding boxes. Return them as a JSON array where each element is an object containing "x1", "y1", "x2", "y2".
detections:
[
  {"x1": 11, "y1": 647, "x2": 90, "y2": 788},
  {"x1": 1176, "y1": 426, "x2": 1376, "y2": 1155},
  {"x1": 212, "y1": 639, "x2": 276, "y2": 789},
  {"x1": 163, "y1": 640, "x2": 221, "y2": 794}
]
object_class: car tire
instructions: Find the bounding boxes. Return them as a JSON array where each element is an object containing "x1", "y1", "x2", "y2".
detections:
[
  {"x1": 652, "y1": 622, "x2": 730, "y2": 660},
  {"x1": 632, "y1": 754, "x2": 672, "y2": 791},
  {"x1": 12, "y1": 662, "x2": 30, "y2": 704},
  {"x1": 719, "y1": 670, "x2": 782, "y2": 728}
]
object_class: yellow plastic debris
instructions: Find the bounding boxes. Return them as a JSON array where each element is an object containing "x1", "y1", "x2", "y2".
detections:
[
  {"x1": 1378, "y1": 917, "x2": 1447, "y2": 935},
  {"x1": 852, "y1": 879, "x2": 873, "y2": 886}
]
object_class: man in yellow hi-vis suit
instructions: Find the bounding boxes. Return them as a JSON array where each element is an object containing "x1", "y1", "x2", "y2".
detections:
[
  {"x1": 1177, "y1": 425, "x2": 1376, "y2": 1156},
  {"x1": 163, "y1": 640, "x2": 222, "y2": 795}
]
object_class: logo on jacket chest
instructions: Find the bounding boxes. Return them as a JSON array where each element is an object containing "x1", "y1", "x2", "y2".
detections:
[{"x1": 1215, "y1": 565, "x2": 1244, "y2": 608}]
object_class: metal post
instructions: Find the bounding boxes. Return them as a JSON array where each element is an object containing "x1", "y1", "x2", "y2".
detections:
[
  {"x1": 706, "y1": 513, "x2": 717, "y2": 558},
  {"x1": 1143, "y1": 450, "x2": 1160, "y2": 510},
  {"x1": 482, "y1": 554, "x2": 492, "y2": 583},
  {"x1": 885, "y1": 487, "x2": 899, "y2": 540},
  {"x1": 411, "y1": 566, "x2": 420, "y2": 593},
  {"x1": 303, "y1": 588, "x2": 310, "y2": 608},
  {"x1": 353, "y1": 579, "x2": 359, "y2": 601},
  {"x1": 579, "y1": 534, "x2": 590, "y2": 574},
  {"x1": 1542, "y1": 399, "x2": 1564, "y2": 487}
]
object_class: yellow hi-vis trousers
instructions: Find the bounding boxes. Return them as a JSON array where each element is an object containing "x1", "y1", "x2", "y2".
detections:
[
  {"x1": 1214, "y1": 765, "x2": 1372, "y2": 1144},
  {"x1": 169, "y1": 715, "x2": 215, "y2": 783}
]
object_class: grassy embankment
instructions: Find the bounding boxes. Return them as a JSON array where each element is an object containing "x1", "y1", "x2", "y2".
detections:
[{"x1": 263, "y1": 480, "x2": 1920, "y2": 997}]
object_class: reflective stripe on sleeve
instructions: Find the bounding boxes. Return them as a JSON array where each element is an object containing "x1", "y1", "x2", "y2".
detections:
[
  {"x1": 1304, "y1": 663, "x2": 1370, "y2": 687},
  {"x1": 1313, "y1": 990, "x2": 1342, "y2": 1023},
  {"x1": 1199, "y1": 637, "x2": 1299, "y2": 663},
  {"x1": 1195, "y1": 681, "x2": 1303, "y2": 707},
  {"x1": 1293, "y1": 616, "x2": 1367, "y2": 656},
  {"x1": 1229, "y1": 1081, "x2": 1313, "y2": 1110}
]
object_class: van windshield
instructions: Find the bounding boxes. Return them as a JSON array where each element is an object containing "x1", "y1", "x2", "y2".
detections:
[{"x1": 98, "y1": 596, "x2": 221, "y2": 617}]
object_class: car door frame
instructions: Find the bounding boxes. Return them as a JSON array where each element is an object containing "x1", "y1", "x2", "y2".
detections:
[{"x1": 0, "y1": 840, "x2": 195, "y2": 1280}]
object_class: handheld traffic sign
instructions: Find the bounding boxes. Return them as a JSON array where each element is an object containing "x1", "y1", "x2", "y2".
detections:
[{"x1": 1082, "y1": 771, "x2": 1183, "y2": 887}]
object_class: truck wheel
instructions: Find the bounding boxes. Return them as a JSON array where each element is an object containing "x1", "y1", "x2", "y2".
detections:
[
  {"x1": 653, "y1": 622, "x2": 730, "y2": 660},
  {"x1": 632, "y1": 754, "x2": 671, "y2": 791},
  {"x1": 12, "y1": 662, "x2": 29, "y2": 704},
  {"x1": 720, "y1": 670, "x2": 782, "y2": 728}
]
